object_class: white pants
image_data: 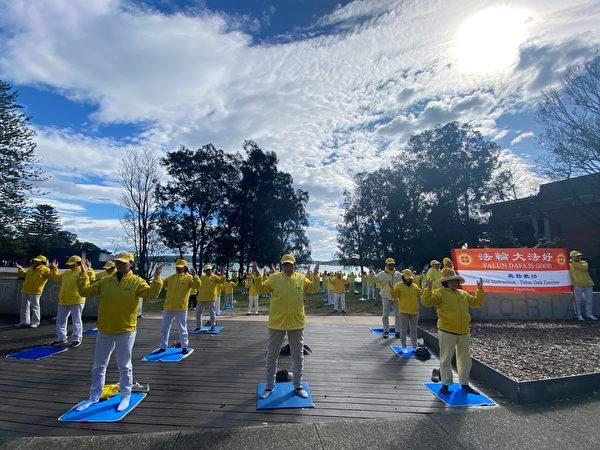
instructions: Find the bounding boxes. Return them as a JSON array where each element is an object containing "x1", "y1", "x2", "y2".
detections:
[
  {"x1": 327, "y1": 289, "x2": 333, "y2": 304},
  {"x1": 56, "y1": 304, "x2": 84, "y2": 343},
  {"x1": 382, "y1": 297, "x2": 399, "y2": 331},
  {"x1": 196, "y1": 301, "x2": 216, "y2": 327},
  {"x1": 439, "y1": 330, "x2": 471, "y2": 386},
  {"x1": 349, "y1": 282, "x2": 355, "y2": 292},
  {"x1": 398, "y1": 312, "x2": 419, "y2": 348},
  {"x1": 89, "y1": 331, "x2": 136, "y2": 401},
  {"x1": 248, "y1": 295, "x2": 259, "y2": 313},
  {"x1": 215, "y1": 294, "x2": 222, "y2": 315},
  {"x1": 161, "y1": 310, "x2": 188, "y2": 349},
  {"x1": 362, "y1": 282, "x2": 366, "y2": 295},
  {"x1": 573, "y1": 286, "x2": 595, "y2": 316},
  {"x1": 20, "y1": 293, "x2": 41, "y2": 326},
  {"x1": 265, "y1": 328, "x2": 304, "y2": 390},
  {"x1": 224, "y1": 293, "x2": 234, "y2": 308},
  {"x1": 367, "y1": 286, "x2": 375, "y2": 300},
  {"x1": 333, "y1": 293, "x2": 346, "y2": 311}
]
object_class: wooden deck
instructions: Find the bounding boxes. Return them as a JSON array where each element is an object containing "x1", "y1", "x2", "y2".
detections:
[{"x1": 0, "y1": 316, "x2": 473, "y2": 438}]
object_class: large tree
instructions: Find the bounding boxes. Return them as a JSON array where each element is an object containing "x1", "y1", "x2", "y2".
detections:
[
  {"x1": 0, "y1": 81, "x2": 44, "y2": 260},
  {"x1": 538, "y1": 54, "x2": 600, "y2": 179}
]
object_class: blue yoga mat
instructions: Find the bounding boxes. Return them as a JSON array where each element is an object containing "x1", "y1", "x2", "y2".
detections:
[
  {"x1": 142, "y1": 347, "x2": 194, "y2": 362},
  {"x1": 59, "y1": 392, "x2": 146, "y2": 422},
  {"x1": 390, "y1": 346, "x2": 415, "y2": 358},
  {"x1": 190, "y1": 326, "x2": 223, "y2": 334},
  {"x1": 83, "y1": 327, "x2": 98, "y2": 335},
  {"x1": 424, "y1": 383, "x2": 495, "y2": 407},
  {"x1": 222, "y1": 305, "x2": 235, "y2": 311},
  {"x1": 369, "y1": 327, "x2": 396, "y2": 334},
  {"x1": 256, "y1": 381, "x2": 315, "y2": 410},
  {"x1": 6, "y1": 346, "x2": 68, "y2": 361}
]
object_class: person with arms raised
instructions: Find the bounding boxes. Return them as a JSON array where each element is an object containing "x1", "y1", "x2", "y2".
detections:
[{"x1": 15, "y1": 255, "x2": 51, "y2": 328}]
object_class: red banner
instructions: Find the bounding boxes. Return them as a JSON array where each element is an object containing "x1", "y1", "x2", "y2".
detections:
[{"x1": 451, "y1": 248, "x2": 572, "y2": 293}]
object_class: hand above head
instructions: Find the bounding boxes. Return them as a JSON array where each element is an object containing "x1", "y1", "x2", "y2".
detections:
[
  {"x1": 313, "y1": 262, "x2": 320, "y2": 275},
  {"x1": 189, "y1": 267, "x2": 197, "y2": 276},
  {"x1": 15, "y1": 262, "x2": 23, "y2": 270},
  {"x1": 251, "y1": 261, "x2": 260, "y2": 276},
  {"x1": 80, "y1": 259, "x2": 89, "y2": 272},
  {"x1": 477, "y1": 277, "x2": 484, "y2": 289},
  {"x1": 50, "y1": 259, "x2": 59, "y2": 270},
  {"x1": 154, "y1": 264, "x2": 164, "y2": 277}
]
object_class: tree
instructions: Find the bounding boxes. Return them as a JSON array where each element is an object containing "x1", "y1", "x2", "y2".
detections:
[
  {"x1": 22, "y1": 204, "x2": 77, "y2": 257},
  {"x1": 119, "y1": 148, "x2": 163, "y2": 280},
  {"x1": 538, "y1": 54, "x2": 600, "y2": 179},
  {"x1": 0, "y1": 80, "x2": 44, "y2": 260},
  {"x1": 157, "y1": 144, "x2": 239, "y2": 271}
]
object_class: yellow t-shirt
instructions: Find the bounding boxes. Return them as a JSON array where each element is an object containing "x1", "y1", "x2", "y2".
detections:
[
  {"x1": 163, "y1": 272, "x2": 201, "y2": 311},
  {"x1": 19, "y1": 265, "x2": 51, "y2": 295}
]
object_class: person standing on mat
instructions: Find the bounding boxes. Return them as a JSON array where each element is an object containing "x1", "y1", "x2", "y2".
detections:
[
  {"x1": 192, "y1": 264, "x2": 223, "y2": 332},
  {"x1": 569, "y1": 250, "x2": 598, "y2": 321},
  {"x1": 246, "y1": 271, "x2": 260, "y2": 315},
  {"x1": 15, "y1": 255, "x2": 51, "y2": 328},
  {"x1": 374, "y1": 258, "x2": 403, "y2": 338},
  {"x1": 422, "y1": 268, "x2": 484, "y2": 395},
  {"x1": 331, "y1": 271, "x2": 349, "y2": 314},
  {"x1": 252, "y1": 254, "x2": 320, "y2": 400},
  {"x1": 95, "y1": 260, "x2": 116, "y2": 281},
  {"x1": 425, "y1": 260, "x2": 442, "y2": 289},
  {"x1": 154, "y1": 259, "x2": 200, "y2": 355},
  {"x1": 222, "y1": 277, "x2": 237, "y2": 310},
  {"x1": 49, "y1": 255, "x2": 96, "y2": 348},
  {"x1": 75, "y1": 253, "x2": 163, "y2": 412},
  {"x1": 391, "y1": 269, "x2": 422, "y2": 349}
]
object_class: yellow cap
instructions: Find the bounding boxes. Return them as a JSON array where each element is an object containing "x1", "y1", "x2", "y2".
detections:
[
  {"x1": 67, "y1": 255, "x2": 82, "y2": 266},
  {"x1": 570, "y1": 250, "x2": 582, "y2": 258},
  {"x1": 32, "y1": 255, "x2": 47, "y2": 263},
  {"x1": 385, "y1": 257, "x2": 395, "y2": 265},
  {"x1": 440, "y1": 268, "x2": 465, "y2": 283},
  {"x1": 443, "y1": 257, "x2": 453, "y2": 267},
  {"x1": 401, "y1": 269, "x2": 414, "y2": 279},
  {"x1": 103, "y1": 261, "x2": 115, "y2": 269},
  {"x1": 175, "y1": 258, "x2": 188, "y2": 268},
  {"x1": 281, "y1": 254, "x2": 296, "y2": 264},
  {"x1": 203, "y1": 264, "x2": 213, "y2": 271},
  {"x1": 430, "y1": 259, "x2": 440, "y2": 266},
  {"x1": 114, "y1": 252, "x2": 135, "y2": 263}
]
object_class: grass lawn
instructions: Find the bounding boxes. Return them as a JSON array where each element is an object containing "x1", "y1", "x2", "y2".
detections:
[{"x1": 142, "y1": 283, "x2": 382, "y2": 316}]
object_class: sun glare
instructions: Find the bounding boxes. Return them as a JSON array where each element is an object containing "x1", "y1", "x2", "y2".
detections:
[{"x1": 454, "y1": 5, "x2": 532, "y2": 76}]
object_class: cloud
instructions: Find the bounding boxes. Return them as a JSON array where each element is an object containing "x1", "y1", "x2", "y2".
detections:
[
  {"x1": 1, "y1": 0, "x2": 599, "y2": 257},
  {"x1": 511, "y1": 131, "x2": 535, "y2": 146}
]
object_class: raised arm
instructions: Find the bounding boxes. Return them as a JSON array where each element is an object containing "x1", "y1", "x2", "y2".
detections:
[
  {"x1": 466, "y1": 278, "x2": 485, "y2": 308},
  {"x1": 48, "y1": 260, "x2": 63, "y2": 281},
  {"x1": 420, "y1": 279, "x2": 442, "y2": 307}
]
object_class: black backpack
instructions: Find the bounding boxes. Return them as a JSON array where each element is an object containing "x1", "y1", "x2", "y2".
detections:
[{"x1": 414, "y1": 346, "x2": 431, "y2": 360}]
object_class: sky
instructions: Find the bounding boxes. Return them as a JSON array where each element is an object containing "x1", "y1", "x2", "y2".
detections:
[{"x1": 1, "y1": 0, "x2": 599, "y2": 260}]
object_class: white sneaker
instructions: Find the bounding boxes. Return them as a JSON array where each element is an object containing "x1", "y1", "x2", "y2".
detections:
[
  {"x1": 588, "y1": 315, "x2": 598, "y2": 321},
  {"x1": 76, "y1": 398, "x2": 99, "y2": 412},
  {"x1": 259, "y1": 388, "x2": 273, "y2": 399},
  {"x1": 578, "y1": 315, "x2": 585, "y2": 321},
  {"x1": 117, "y1": 397, "x2": 130, "y2": 411},
  {"x1": 30, "y1": 324, "x2": 39, "y2": 328},
  {"x1": 295, "y1": 388, "x2": 309, "y2": 399}
]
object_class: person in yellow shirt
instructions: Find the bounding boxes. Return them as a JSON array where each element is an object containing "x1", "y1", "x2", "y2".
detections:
[
  {"x1": 215, "y1": 268, "x2": 227, "y2": 316},
  {"x1": 374, "y1": 258, "x2": 403, "y2": 338},
  {"x1": 366, "y1": 269, "x2": 375, "y2": 300},
  {"x1": 569, "y1": 250, "x2": 597, "y2": 321},
  {"x1": 193, "y1": 264, "x2": 224, "y2": 332},
  {"x1": 347, "y1": 272, "x2": 356, "y2": 293},
  {"x1": 246, "y1": 272, "x2": 260, "y2": 314},
  {"x1": 75, "y1": 253, "x2": 163, "y2": 412},
  {"x1": 425, "y1": 260, "x2": 442, "y2": 289},
  {"x1": 422, "y1": 268, "x2": 484, "y2": 395},
  {"x1": 15, "y1": 255, "x2": 51, "y2": 328},
  {"x1": 442, "y1": 257, "x2": 454, "y2": 270},
  {"x1": 331, "y1": 272, "x2": 349, "y2": 314},
  {"x1": 95, "y1": 261, "x2": 116, "y2": 281},
  {"x1": 251, "y1": 254, "x2": 320, "y2": 400},
  {"x1": 154, "y1": 259, "x2": 200, "y2": 355},
  {"x1": 49, "y1": 255, "x2": 96, "y2": 347},
  {"x1": 391, "y1": 269, "x2": 422, "y2": 349},
  {"x1": 361, "y1": 271, "x2": 367, "y2": 296},
  {"x1": 222, "y1": 278, "x2": 238, "y2": 309}
]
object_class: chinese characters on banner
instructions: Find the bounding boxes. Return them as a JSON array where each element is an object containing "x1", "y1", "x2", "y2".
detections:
[{"x1": 451, "y1": 248, "x2": 572, "y2": 293}]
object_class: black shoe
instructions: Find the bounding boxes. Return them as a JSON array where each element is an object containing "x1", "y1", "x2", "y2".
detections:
[
  {"x1": 383, "y1": 331, "x2": 389, "y2": 339},
  {"x1": 51, "y1": 340, "x2": 67, "y2": 346},
  {"x1": 153, "y1": 348, "x2": 167, "y2": 355},
  {"x1": 394, "y1": 332, "x2": 400, "y2": 338},
  {"x1": 192, "y1": 327, "x2": 201, "y2": 333},
  {"x1": 461, "y1": 385, "x2": 479, "y2": 395},
  {"x1": 181, "y1": 348, "x2": 189, "y2": 355},
  {"x1": 342, "y1": 310, "x2": 347, "y2": 314},
  {"x1": 210, "y1": 326, "x2": 216, "y2": 332},
  {"x1": 71, "y1": 341, "x2": 81, "y2": 348},
  {"x1": 204, "y1": 320, "x2": 211, "y2": 327},
  {"x1": 174, "y1": 342, "x2": 181, "y2": 348},
  {"x1": 332, "y1": 309, "x2": 338, "y2": 314},
  {"x1": 439, "y1": 385, "x2": 450, "y2": 395}
]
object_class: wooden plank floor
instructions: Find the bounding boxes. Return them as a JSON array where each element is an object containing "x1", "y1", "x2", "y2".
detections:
[{"x1": 0, "y1": 317, "x2": 473, "y2": 438}]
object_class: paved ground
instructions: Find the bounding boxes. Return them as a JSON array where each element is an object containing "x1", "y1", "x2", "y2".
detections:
[{"x1": 1, "y1": 314, "x2": 599, "y2": 449}]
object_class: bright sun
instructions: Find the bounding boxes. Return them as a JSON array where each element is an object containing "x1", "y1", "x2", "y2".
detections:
[{"x1": 454, "y1": 5, "x2": 532, "y2": 76}]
